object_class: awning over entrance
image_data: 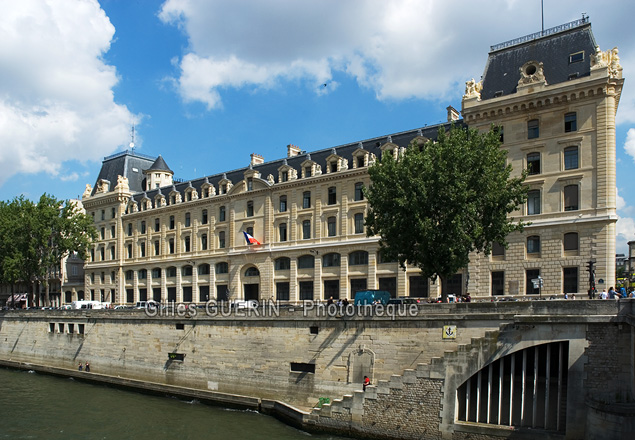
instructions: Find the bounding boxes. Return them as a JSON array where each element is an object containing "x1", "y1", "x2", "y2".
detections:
[{"x1": 5, "y1": 293, "x2": 28, "y2": 307}]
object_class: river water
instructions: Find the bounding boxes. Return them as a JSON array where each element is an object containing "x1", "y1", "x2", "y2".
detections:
[{"x1": 0, "y1": 368, "x2": 350, "y2": 440}]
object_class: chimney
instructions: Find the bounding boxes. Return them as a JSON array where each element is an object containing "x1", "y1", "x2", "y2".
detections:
[
  {"x1": 447, "y1": 105, "x2": 460, "y2": 122},
  {"x1": 250, "y1": 153, "x2": 264, "y2": 166},
  {"x1": 287, "y1": 144, "x2": 302, "y2": 157}
]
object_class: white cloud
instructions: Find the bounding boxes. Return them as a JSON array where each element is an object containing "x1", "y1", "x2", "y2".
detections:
[
  {"x1": 616, "y1": 215, "x2": 635, "y2": 254},
  {"x1": 617, "y1": 187, "x2": 626, "y2": 210},
  {"x1": 159, "y1": 0, "x2": 635, "y2": 109},
  {"x1": 0, "y1": 0, "x2": 135, "y2": 187},
  {"x1": 625, "y1": 128, "x2": 635, "y2": 162}
]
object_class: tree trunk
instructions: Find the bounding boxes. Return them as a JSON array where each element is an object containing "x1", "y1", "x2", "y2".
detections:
[{"x1": 439, "y1": 275, "x2": 447, "y2": 303}]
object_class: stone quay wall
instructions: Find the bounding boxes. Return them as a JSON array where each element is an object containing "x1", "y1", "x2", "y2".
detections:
[{"x1": 1, "y1": 300, "x2": 633, "y2": 439}]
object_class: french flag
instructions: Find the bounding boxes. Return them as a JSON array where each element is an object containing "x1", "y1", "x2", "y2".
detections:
[{"x1": 243, "y1": 231, "x2": 261, "y2": 245}]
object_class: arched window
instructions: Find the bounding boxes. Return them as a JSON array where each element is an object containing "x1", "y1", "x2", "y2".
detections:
[
  {"x1": 275, "y1": 257, "x2": 291, "y2": 271},
  {"x1": 125, "y1": 270, "x2": 134, "y2": 280},
  {"x1": 323, "y1": 253, "x2": 341, "y2": 267},
  {"x1": 138, "y1": 269, "x2": 147, "y2": 279},
  {"x1": 152, "y1": 268, "x2": 162, "y2": 278},
  {"x1": 298, "y1": 255, "x2": 315, "y2": 269},
  {"x1": 245, "y1": 267, "x2": 260, "y2": 277},
  {"x1": 182, "y1": 265, "x2": 193, "y2": 276},
  {"x1": 563, "y1": 232, "x2": 579, "y2": 251},
  {"x1": 166, "y1": 267, "x2": 177, "y2": 277},
  {"x1": 215, "y1": 262, "x2": 228, "y2": 274},
  {"x1": 198, "y1": 264, "x2": 210, "y2": 275},
  {"x1": 349, "y1": 251, "x2": 369, "y2": 266}
]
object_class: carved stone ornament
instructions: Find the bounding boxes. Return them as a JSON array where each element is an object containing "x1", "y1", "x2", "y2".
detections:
[
  {"x1": 132, "y1": 202, "x2": 139, "y2": 212},
  {"x1": 96, "y1": 179, "x2": 109, "y2": 193},
  {"x1": 463, "y1": 78, "x2": 483, "y2": 100},
  {"x1": 267, "y1": 174, "x2": 275, "y2": 185},
  {"x1": 518, "y1": 61, "x2": 546, "y2": 86},
  {"x1": 592, "y1": 46, "x2": 623, "y2": 79},
  {"x1": 209, "y1": 185, "x2": 216, "y2": 196},
  {"x1": 340, "y1": 158, "x2": 348, "y2": 171},
  {"x1": 314, "y1": 164, "x2": 322, "y2": 175},
  {"x1": 289, "y1": 168, "x2": 298, "y2": 180},
  {"x1": 191, "y1": 189, "x2": 199, "y2": 200},
  {"x1": 368, "y1": 153, "x2": 377, "y2": 165},
  {"x1": 82, "y1": 184, "x2": 92, "y2": 199},
  {"x1": 115, "y1": 175, "x2": 129, "y2": 191},
  {"x1": 158, "y1": 195, "x2": 166, "y2": 207}
]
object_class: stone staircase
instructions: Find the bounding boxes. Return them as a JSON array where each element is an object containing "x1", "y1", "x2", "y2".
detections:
[{"x1": 311, "y1": 326, "x2": 505, "y2": 422}]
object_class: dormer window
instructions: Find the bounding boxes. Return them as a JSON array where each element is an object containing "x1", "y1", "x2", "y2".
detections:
[
  {"x1": 305, "y1": 166, "x2": 312, "y2": 177},
  {"x1": 247, "y1": 178, "x2": 253, "y2": 191},
  {"x1": 357, "y1": 156, "x2": 364, "y2": 168},
  {"x1": 569, "y1": 51, "x2": 584, "y2": 64},
  {"x1": 330, "y1": 162, "x2": 337, "y2": 173},
  {"x1": 281, "y1": 171, "x2": 288, "y2": 182}
]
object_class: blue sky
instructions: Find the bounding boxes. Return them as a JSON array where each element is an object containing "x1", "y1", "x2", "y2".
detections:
[{"x1": 0, "y1": 0, "x2": 634, "y2": 254}]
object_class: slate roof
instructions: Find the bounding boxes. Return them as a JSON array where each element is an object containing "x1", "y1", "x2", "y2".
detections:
[
  {"x1": 146, "y1": 155, "x2": 173, "y2": 173},
  {"x1": 92, "y1": 151, "x2": 156, "y2": 195},
  {"x1": 480, "y1": 19, "x2": 597, "y2": 100},
  {"x1": 126, "y1": 121, "x2": 459, "y2": 204}
]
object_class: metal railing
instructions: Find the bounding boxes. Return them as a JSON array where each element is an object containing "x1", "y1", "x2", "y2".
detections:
[
  {"x1": 490, "y1": 16, "x2": 589, "y2": 52},
  {"x1": 103, "y1": 150, "x2": 156, "y2": 161}
]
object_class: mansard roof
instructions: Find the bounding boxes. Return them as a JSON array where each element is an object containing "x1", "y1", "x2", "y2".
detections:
[
  {"x1": 145, "y1": 155, "x2": 173, "y2": 173},
  {"x1": 480, "y1": 18, "x2": 597, "y2": 100},
  {"x1": 131, "y1": 120, "x2": 459, "y2": 204},
  {"x1": 92, "y1": 150, "x2": 156, "y2": 195}
]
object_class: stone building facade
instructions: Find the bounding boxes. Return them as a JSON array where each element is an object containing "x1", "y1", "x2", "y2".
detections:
[{"x1": 79, "y1": 19, "x2": 622, "y2": 305}]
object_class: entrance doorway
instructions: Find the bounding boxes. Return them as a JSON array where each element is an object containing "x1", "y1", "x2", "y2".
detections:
[{"x1": 244, "y1": 284, "x2": 259, "y2": 301}]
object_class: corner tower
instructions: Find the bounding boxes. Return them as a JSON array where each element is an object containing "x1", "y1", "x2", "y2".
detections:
[{"x1": 462, "y1": 17, "x2": 624, "y2": 297}]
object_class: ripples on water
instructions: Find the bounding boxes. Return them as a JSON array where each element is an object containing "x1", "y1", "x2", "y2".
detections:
[{"x1": 0, "y1": 368, "x2": 350, "y2": 440}]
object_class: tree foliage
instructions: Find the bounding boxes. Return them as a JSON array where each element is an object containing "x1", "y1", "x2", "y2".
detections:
[
  {"x1": 0, "y1": 194, "x2": 97, "y2": 306},
  {"x1": 365, "y1": 124, "x2": 528, "y2": 298}
]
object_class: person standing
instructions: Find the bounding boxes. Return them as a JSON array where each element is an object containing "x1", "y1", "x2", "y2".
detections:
[
  {"x1": 78, "y1": 362, "x2": 83, "y2": 371},
  {"x1": 85, "y1": 362, "x2": 90, "y2": 373},
  {"x1": 363, "y1": 375, "x2": 370, "y2": 391}
]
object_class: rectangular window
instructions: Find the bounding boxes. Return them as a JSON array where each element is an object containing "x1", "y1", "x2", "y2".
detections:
[
  {"x1": 140, "y1": 242, "x2": 146, "y2": 257},
  {"x1": 357, "y1": 156, "x2": 365, "y2": 168},
  {"x1": 155, "y1": 218, "x2": 160, "y2": 232},
  {"x1": 563, "y1": 267, "x2": 578, "y2": 293},
  {"x1": 527, "y1": 236, "x2": 540, "y2": 254},
  {"x1": 201, "y1": 234, "x2": 208, "y2": 250},
  {"x1": 527, "y1": 152, "x2": 540, "y2": 175},
  {"x1": 527, "y1": 190, "x2": 541, "y2": 215},
  {"x1": 127, "y1": 244, "x2": 132, "y2": 259},
  {"x1": 281, "y1": 171, "x2": 288, "y2": 182},
  {"x1": 183, "y1": 286, "x2": 193, "y2": 303},
  {"x1": 564, "y1": 147, "x2": 579, "y2": 170},
  {"x1": 354, "y1": 213, "x2": 364, "y2": 234},
  {"x1": 100, "y1": 227, "x2": 105, "y2": 240},
  {"x1": 290, "y1": 362, "x2": 315, "y2": 374},
  {"x1": 354, "y1": 182, "x2": 364, "y2": 201},
  {"x1": 569, "y1": 51, "x2": 584, "y2": 64},
  {"x1": 327, "y1": 217, "x2": 336, "y2": 237},
  {"x1": 247, "y1": 178, "x2": 253, "y2": 191},
  {"x1": 409, "y1": 276, "x2": 428, "y2": 298},
  {"x1": 154, "y1": 240, "x2": 160, "y2": 256},
  {"x1": 219, "y1": 206, "x2": 226, "y2": 222},
  {"x1": 302, "y1": 220, "x2": 311, "y2": 239},
  {"x1": 564, "y1": 185, "x2": 579, "y2": 211},
  {"x1": 185, "y1": 212, "x2": 191, "y2": 227},
  {"x1": 184, "y1": 236, "x2": 191, "y2": 252},
  {"x1": 564, "y1": 112, "x2": 577, "y2": 132},
  {"x1": 328, "y1": 187, "x2": 337, "y2": 205},
  {"x1": 276, "y1": 282, "x2": 290, "y2": 301},
  {"x1": 169, "y1": 215, "x2": 175, "y2": 229},
  {"x1": 219, "y1": 231, "x2": 226, "y2": 249},
  {"x1": 350, "y1": 279, "x2": 367, "y2": 296},
  {"x1": 564, "y1": 232, "x2": 578, "y2": 252},
  {"x1": 323, "y1": 280, "x2": 339, "y2": 300},
  {"x1": 280, "y1": 196, "x2": 287, "y2": 212},
  {"x1": 527, "y1": 119, "x2": 539, "y2": 139},
  {"x1": 279, "y1": 223, "x2": 287, "y2": 242},
  {"x1": 492, "y1": 271, "x2": 505, "y2": 296},
  {"x1": 303, "y1": 192, "x2": 311, "y2": 209},
  {"x1": 202, "y1": 209, "x2": 208, "y2": 224},
  {"x1": 111, "y1": 225, "x2": 116, "y2": 238},
  {"x1": 299, "y1": 281, "x2": 314, "y2": 300},
  {"x1": 247, "y1": 201, "x2": 254, "y2": 217},
  {"x1": 305, "y1": 166, "x2": 312, "y2": 178},
  {"x1": 169, "y1": 238, "x2": 174, "y2": 254},
  {"x1": 141, "y1": 221, "x2": 146, "y2": 234},
  {"x1": 127, "y1": 223, "x2": 132, "y2": 236},
  {"x1": 526, "y1": 269, "x2": 540, "y2": 295}
]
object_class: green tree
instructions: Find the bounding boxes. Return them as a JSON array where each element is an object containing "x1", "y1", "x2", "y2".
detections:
[
  {"x1": 0, "y1": 194, "x2": 96, "y2": 307},
  {"x1": 365, "y1": 124, "x2": 528, "y2": 300}
]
